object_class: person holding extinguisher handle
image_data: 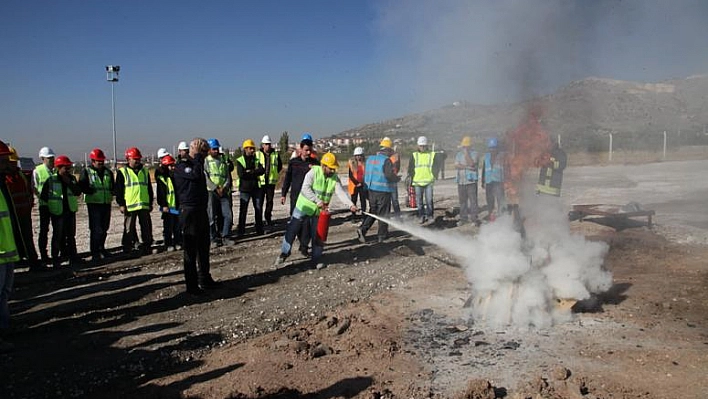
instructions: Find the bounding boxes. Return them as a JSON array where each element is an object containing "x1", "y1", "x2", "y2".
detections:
[{"x1": 274, "y1": 153, "x2": 357, "y2": 270}]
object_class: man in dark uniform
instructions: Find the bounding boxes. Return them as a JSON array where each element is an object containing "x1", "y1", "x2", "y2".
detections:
[{"x1": 173, "y1": 138, "x2": 220, "y2": 296}]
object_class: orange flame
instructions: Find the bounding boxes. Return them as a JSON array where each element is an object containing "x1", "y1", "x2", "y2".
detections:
[{"x1": 503, "y1": 105, "x2": 551, "y2": 203}]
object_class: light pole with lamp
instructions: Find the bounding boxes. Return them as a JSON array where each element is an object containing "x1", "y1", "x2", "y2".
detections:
[{"x1": 106, "y1": 65, "x2": 120, "y2": 170}]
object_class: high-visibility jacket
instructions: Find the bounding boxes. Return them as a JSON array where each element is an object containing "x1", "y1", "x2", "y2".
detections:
[
  {"x1": 455, "y1": 149, "x2": 478, "y2": 184},
  {"x1": 347, "y1": 157, "x2": 365, "y2": 195},
  {"x1": 156, "y1": 174, "x2": 177, "y2": 209},
  {"x1": 295, "y1": 166, "x2": 336, "y2": 217},
  {"x1": 47, "y1": 176, "x2": 78, "y2": 216},
  {"x1": 484, "y1": 152, "x2": 504, "y2": 184},
  {"x1": 205, "y1": 155, "x2": 228, "y2": 188},
  {"x1": 5, "y1": 172, "x2": 33, "y2": 217},
  {"x1": 84, "y1": 167, "x2": 113, "y2": 204},
  {"x1": 0, "y1": 189, "x2": 19, "y2": 265},
  {"x1": 33, "y1": 164, "x2": 54, "y2": 206},
  {"x1": 364, "y1": 154, "x2": 395, "y2": 193},
  {"x1": 256, "y1": 150, "x2": 280, "y2": 186},
  {"x1": 412, "y1": 152, "x2": 434, "y2": 186},
  {"x1": 536, "y1": 148, "x2": 567, "y2": 197},
  {"x1": 119, "y1": 167, "x2": 151, "y2": 211}
]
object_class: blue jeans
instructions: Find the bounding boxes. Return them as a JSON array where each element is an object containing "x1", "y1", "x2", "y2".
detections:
[
  {"x1": 281, "y1": 208, "x2": 323, "y2": 263},
  {"x1": 0, "y1": 263, "x2": 15, "y2": 330},
  {"x1": 208, "y1": 191, "x2": 233, "y2": 239},
  {"x1": 415, "y1": 184, "x2": 434, "y2": 220}
]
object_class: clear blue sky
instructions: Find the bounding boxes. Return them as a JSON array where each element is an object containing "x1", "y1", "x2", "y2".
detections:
[{"x1": 3, "y1": 0, "x2": 708, "y2": 161}]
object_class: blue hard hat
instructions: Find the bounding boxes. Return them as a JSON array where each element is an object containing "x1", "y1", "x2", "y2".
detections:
[
  {"x1": 487, "y1": 137, "x2": 498, "y2": 149},
  {"x1": 207, "y1": 138, "x2": 221, "y2": 149},
  {"x1": 301, "y1": 132, "x2": 313, "y2": 141}
]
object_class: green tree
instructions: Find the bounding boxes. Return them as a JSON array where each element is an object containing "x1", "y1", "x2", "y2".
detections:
[{"x1": 279, "y1": 131, "x2": 289, "y2": 157}]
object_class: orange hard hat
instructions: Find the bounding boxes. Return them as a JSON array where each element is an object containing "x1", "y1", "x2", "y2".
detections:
[
  {"x1": 125, "y1": 147, "x2": 142, "y2": 160},
  {"x1": 0, "y1": 140, "x2": 10, "y2": 156},
  {"x1": 55, "y1": 155, "x2": 73, "y2": 168},
  {"x1": 160, "y1": 154, "x2": 176, "y2": 166},
  {"x1": 89, "y1": 148, "x2": 106, "y2": 161}
]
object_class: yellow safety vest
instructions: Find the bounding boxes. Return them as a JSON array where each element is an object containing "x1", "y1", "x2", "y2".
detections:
[
  {"x1": 0, "y1": 191, "x2": 20, "y2": 264},
  {"x1": 412, "y1": 152, "x2": 434, "y2": 186},
  {"x1": 295, "y1": 166, "x2": 336, "y2": 216},
  {"x1": 84, "y1": 168, "x2": 113, "y2": 204},
  {"x1": 34, "y1": 164, "x2": 53, "y2": 206},
  {"x1": 205, "y1": 155, "x2": 227, "y2": 187},
  {"x1": 157, "y1": 175, "x2": 177, "y2": 209},
  {"x1": 47, "y1": 176, "x2": 79, "y2": 215},
  {"x1": 120, "y1": 167, "x2": 150, "y2": 211},
  {"x1": 256, "y1": 150, "x2": 280, "y2": 186}
]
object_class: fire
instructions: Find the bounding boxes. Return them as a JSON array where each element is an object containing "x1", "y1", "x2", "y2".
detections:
[{"x1": 503, "y1": 104, "x2": 551, "y2": 203}]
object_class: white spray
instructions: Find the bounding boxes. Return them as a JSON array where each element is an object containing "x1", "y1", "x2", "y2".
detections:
[{"x1": 364, "y1": 195, "x2": 612, "y2": 329}]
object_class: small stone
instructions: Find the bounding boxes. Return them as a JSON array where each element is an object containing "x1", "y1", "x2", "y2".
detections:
[{"x1": 551, "y1": 366, "x2": 571, "y2": 381}]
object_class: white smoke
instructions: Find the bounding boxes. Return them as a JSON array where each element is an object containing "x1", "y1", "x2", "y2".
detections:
[{"x1": 372, "y1": 193, "x2": 612, "y2": 329}]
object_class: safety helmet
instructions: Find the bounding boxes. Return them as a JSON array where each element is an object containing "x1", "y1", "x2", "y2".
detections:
[
  {"x1": 380, "y1": 137, "x2": 393, "y2": 148},
  {"x1": 320, "y1": 152, "x2": 338, "y2": 169},
  {"x1": 38, "y1": 146, "x2": 56, "y2": 158},
  {"x1": 461, "y1": 136, "x2": 472, "y2": 147},
  {"x1": 89, "y1": 148, "x2": 106, "y2": 161},
  {"x1": 301, "y1": 132, "x2": 313, "y2": 141},
  {"x1": 0, "y1": 140, "x2": 11, "y2": 156},
  {"x1": 160, "y1": 154, "x2": 176, "y2": 166},
  {"x1": 417, "y1": 136, "x2": 428, "y2": 146},
  {"x1": 54, "y1": 155, "x2": 73, "y2": 168},
  {"x1": 157, "y1": 148, "x2": 170, "y2": 159},
  {"x1": 207, "y1": 138, "x2": 221, "y2": 149},
  {"x1": 487, "y1": 137, "x2": 498, "y2": 149},
  {"x1": 8, "y1": 146, "x2": 19, "y2": 162},
  {"x1": 261, "y1": 135, "x2": 272, "y2": 144},
  {"x1": 242, "y1": 139, "x2": 256, "y2": 149},
  {"x1": 125, "y1": 147, "x2": 142, "y2": 160},
  {"x1": 178, "y1": 141, "x2": 189, "y2": 151},
  {"x1": 353, "y1": 147, "x2": 364, "y2": 156}
]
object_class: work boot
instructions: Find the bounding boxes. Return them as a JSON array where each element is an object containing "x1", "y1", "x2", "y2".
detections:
[
  {"x1": 356, "y1": 228, "x2": 366, "y2": 244},
  {"x1": 199, "y1": 277, "x2": 222, "y2": 290},
  {"x1": 186, "y1": 287, "x2": 208, "y2": 297},
  {"x1": 299, "y1": 247, "x2": 310, "y2": 258}
]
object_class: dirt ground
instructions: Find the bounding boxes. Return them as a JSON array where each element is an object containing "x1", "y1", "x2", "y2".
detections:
[{"x1": 2, "y1": 158, "x2": 708, "y2": 399}]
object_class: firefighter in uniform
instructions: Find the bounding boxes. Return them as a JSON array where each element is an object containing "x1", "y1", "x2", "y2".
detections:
[
  {"x1": 0, "y1": 140, "x2": 20, "y2": 352},
  {"x1": 33, "y1": 146, "x2": 55, "y2": 264},
  {"x1": 156, "y1": 155, "x2": 181, "y2": 252},
  {"x1": 275, "y1": 153, "x2": 357, "y2": 269},
  {"x1": 357, "y1": 143, "x2": 399, "y2": 243},
  {"x1": 79, "y1": 148, "x2": 114, "y2": 262},
  {"x1": 257, "y1": 135, "x2": 282, "y2": 227},
  {"x1": 536, "y1": 142, "x2": 567, "y2": 197},
  {"x1": 204, "y1": 138, "x2": 233, "y2": 246},
  {"x1": 115, "y1": 147, "x2": 154, "y2": 255},
  {"x1": 407, "y1": 136, "x2": 436, "y2": 224}
]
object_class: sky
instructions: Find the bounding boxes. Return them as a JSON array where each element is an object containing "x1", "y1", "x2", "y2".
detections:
[{"x1": 2, "y1": 0, "x2": 708, "y2": 161}]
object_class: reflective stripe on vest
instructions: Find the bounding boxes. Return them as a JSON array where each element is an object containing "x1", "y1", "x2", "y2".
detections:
[
  {"x1": 295, "y1": 166, "x2": 336, "y2": 216},
  {"x1": 34, "y1": 164, "x2": 53, "y2": 206},
  {"x1": 0, "y1": 195, "x2": 20, "y2": 264},
  {"x1": 536, "y1": 158, "x2": 562, "y2": 196},
  {"x1": 364, "y1": 154, "x2": 394, "y2": 193},
  {"x1": 484, "y1": 152, "x2": 504, "y2": 183},
  {"x1": 84, "y1": 168, "x2": 113, "y2": 204},
  {"x1": 120, "y1": 167, "x2": 150, "y2": 211},
  {"x1": 205, "y1": 155, "x2": 227, "y2": 187},
  {"x1": 256, "y1": 151, "x2": 279, "y2": 186},
  {"x1": 157, "y1": 175, "x2": 177, "y2": 208},
  {"x1": 412, "y1": 152, "x2": 434, "y2": 186},
  {"x1": 47, "y1": 177, "x2": 78, "y2": 215}
]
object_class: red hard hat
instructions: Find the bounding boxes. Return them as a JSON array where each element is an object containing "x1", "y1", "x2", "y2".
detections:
[
  {"x1": 0, "y1": 140, "x2": 10, "y2": 156},
  {"x1": 55, "y1": 155, "x2": 73, "y2": 168},
  {"x1": 160, "y1": 154, "x2": 176, "y2": 166},
  {"x1": 89, "y1": 148, "x2": 106, "y2": 161},
  {"x1": 125, "y1": 147, "x2": 142, "y2": 160}
]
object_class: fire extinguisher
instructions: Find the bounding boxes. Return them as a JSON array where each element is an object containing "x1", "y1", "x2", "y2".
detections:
[
  {"x1": 406, "y1": 176, "x2": 416, "y2": 208},
  {"x1": 316, "y1": 209, "x2": 331, "y2": 242}
]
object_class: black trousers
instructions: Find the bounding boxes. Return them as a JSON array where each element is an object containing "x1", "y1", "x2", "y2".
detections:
[
  {"x1": 87, "y1": 204, "x2": 111, "y2": 256},
  {"x1": 162, "y1": 212, "x2": 182, "y2": 247},
  {"x1": 50, "y1": 211, "x2": 77, "y2": 263},
  {"x1": 237, "y1": 189, "x2": 263, "y2": 235},
  {"x1": 260, "y1": 184, "x2": 276, "y2": 224},
  {"x1": 38, "y1": 205, "x2": 51, "y2": 260},
  {"x1": 17, "y1": 214, "x2": 38, "y2": 262},
  {"x1": 122, "y1": 209, "x2": 153, "y2": 251},
  {"x1": 350, "y1": 186, "x2": 368, "y2": 215},
  {"x1": 180, "y1": 206, "x2": 212, "y2": 290},
  {"x1": 360, "y1": 190, "x2": 392, "y2": 239}
]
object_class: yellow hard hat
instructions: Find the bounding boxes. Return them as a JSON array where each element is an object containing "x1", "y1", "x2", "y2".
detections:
[
  {"x1": 320, "y1": 152, "x2": 339, "y2": 169},
  {"x1": 8, "y1": 146, "x2": 19, "y2": 162},
  {"x1": 380, "y1": 138, "x2": 393, "y2": 148},
  {"x1": 242, "y1": 139, "x2": 256, "y2": 149},
  {"x1": 461, "y1": 136, "x2": 472, "y2": 147}
]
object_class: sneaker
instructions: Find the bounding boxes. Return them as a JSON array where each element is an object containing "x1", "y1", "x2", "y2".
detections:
[
  {"x1": 165, "y1": 246, "x2": 175, "y2": 252},
  {"x1": 299, "y1": 247, "x2": 310, "y2": 258},
  {"x1": 274, "y1": 254, "x2": 288, "y2": 267},
  {"x1": 174, "y1": 245, "x2": 182, "y2": 251},
  {"x1": 223, "y1": 238, "x2": 236, "y2": 246},
  {"x1": 199, "y1": 278, "x2": 222, "y2": 289},
  {"x1": 419, "y1": 217, "x2": 427, "y2": 225},
  {"x1": 315, "y1": 262, "x2": 326, "y2": 270},
  {"x1": 356, "y1": 228, "x2": 366, "y2": 244}
]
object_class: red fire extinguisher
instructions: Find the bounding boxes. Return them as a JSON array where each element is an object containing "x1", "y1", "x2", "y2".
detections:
[
  {"x1": 316, "y1": 209, "x2": 331, "y2": 242},
  {"x1": 406, "y1": 176, "x2": 416, "y2": 208}
]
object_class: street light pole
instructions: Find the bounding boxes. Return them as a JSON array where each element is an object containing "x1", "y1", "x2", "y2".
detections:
[{"x1": 106, "y1": 65, "x2": 120, "y2": 170}]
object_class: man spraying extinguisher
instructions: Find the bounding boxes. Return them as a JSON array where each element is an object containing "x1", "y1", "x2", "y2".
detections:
[{"x1": 274, "y1": 153, "x2": 357, "y2": 270}]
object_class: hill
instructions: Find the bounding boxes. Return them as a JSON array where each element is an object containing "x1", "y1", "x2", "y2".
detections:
[{"x1": 332, "y1": 75, "x2": 708, "y2": 151}]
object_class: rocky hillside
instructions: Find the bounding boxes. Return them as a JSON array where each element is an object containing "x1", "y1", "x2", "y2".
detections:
[{"x1": 334, "y1": 75, "x2": 708, "y2": 151}]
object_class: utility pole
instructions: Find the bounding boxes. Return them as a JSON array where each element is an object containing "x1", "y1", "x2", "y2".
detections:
[{"x1": 106, "y1": 65, "x2": 120, "y2": 170}]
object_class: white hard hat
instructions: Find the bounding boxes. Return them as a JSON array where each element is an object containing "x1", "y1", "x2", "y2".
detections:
[
  {"x1": 177, "y1": 141, "x2": 189, "y2": 150},
  {"x1": 353, "y1": 147, "x2": 364, "y2": 156},
  {"x1": 38, "y1": 146, "x2": 55, "y2": 158},
  {"x1": 417, "y1": 136, "x2": 428, "y2": 146},
  {"x1": 157, "y1": 148, "x2": 170, "y2": 159},
  {"x1": 261, "y1": 135, "x2": 272, "y2": 144}
]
